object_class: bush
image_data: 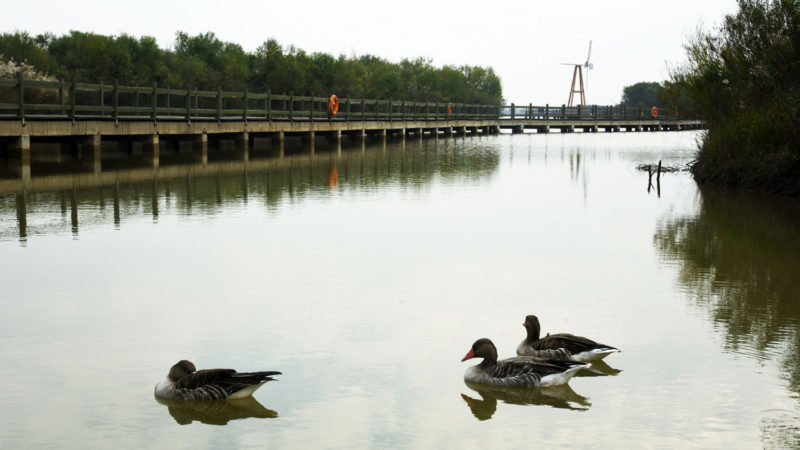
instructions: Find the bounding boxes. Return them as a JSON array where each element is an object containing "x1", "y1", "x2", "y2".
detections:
[{"x1": 667, "y1": 0, "x2": 800, "y2": 196}]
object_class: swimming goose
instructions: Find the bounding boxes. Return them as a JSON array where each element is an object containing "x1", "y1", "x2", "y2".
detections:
[
  {"x1": 461, "y1": 338, "x2": 587, "y2": 387},
  {"x1": 517, "y1": 315, "x2": 619, "y2": 362},
  {"x1": 154, "y1": 360, "x2": 281, "y2": 401}
]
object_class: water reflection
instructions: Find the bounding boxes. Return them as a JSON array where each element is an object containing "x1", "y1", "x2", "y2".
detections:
[
  {"x1": 575, "y1": 359, "x2": 622, "y2": 377},
  {"x1": 461, "y1": 381, "x2": 590, "y2": 420},
  {"x1": 654, "y1": 187, "x2": 800, "y2": 446},
  {"x1": 155, "y1": 396, "x2": 278, "y2": 425},
  {"x1": 0, "y1": 139, "x2": 499, "y2": 242}
]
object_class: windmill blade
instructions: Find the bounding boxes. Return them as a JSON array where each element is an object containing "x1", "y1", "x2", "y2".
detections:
[{"x1": 585, "y1": 40, "x2": 593, "y2": 65}]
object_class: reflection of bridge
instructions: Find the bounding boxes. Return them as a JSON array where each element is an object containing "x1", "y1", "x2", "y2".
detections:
[
  {"x1": 0, "y1": 75, "x2": 702, "y2": 180},
  {"x1": 1, "y1": 137, "x2": 499, "y2": 242}
]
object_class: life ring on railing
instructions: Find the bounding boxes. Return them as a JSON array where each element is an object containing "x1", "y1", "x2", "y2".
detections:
[
  {"x1": 650, "y1": 106, "x2": 658, "y2": 118},
  {"x1": 329, "y1": 95, "x2": 339, "y2": 116},
  {"x1": 447, "y1": 105, "x2": 452, "y2": 114}
]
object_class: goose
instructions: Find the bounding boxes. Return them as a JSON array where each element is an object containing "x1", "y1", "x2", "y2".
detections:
[
  {"x1": 155, "y1": 360, "x2": 281, "y2": 401},
  {"x1": 461, "y1": 338, "x2": 587, "y2": 387},
  {"x1": 517, "y1": 315, "x2": 619, "y2": 362}
]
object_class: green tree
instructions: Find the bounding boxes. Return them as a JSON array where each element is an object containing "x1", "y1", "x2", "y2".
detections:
[
  {"x1": 667, "y1": 0, "x2": 800, "y2": 195},
  {"x1": 620, "y1": 81, "x2": 663, "y2": 107}
]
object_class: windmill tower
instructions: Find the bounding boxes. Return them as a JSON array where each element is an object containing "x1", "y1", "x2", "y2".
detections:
[{"x1": 562, "y1": 41, "x2": 594, "y2": 106}]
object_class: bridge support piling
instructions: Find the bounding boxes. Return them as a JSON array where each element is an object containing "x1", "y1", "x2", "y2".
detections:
[
  {"x1": 511, "y1": 125, "x2": 523, "y2": 134},
  {"x1": 143, "y1": 134, "x2": 159, "y2": 168},
  {"x1": 272, "y1": 131, "x2": 285, "y2": 158},
  {"x1": 635, "y1": 125, "x2": 642, "y2": 132},
  {"x1": 193, "y1": 132, "x2": 208, "y2": 164},
  {"x1": 444, "y1": 127, "x2": 453, "y2": 138},
  {"x1": 326, "y1": 130, "x2": 342, "y2": 145},
  {"x1": 235, "y1": 132, "x2": 249, "y2": 162},
  {"x1": 9, "y1": 135, "x2": 31, "y2": 180},
  {"x1": 81, "y1": 134, "x2": 101, "y2": 173}
]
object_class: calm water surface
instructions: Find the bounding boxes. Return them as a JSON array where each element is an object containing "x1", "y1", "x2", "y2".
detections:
[{"x1": 1, "y1": 132, "x2": 799, "y2": 448}]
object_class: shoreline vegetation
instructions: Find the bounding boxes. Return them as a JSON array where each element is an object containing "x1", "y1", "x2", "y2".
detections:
[
  {"x1": 0, "y1": 31, "x2": 502, "y2": 105},
  {"x1": 666, "y1": 0, "x2": 800, "y2": 197}
]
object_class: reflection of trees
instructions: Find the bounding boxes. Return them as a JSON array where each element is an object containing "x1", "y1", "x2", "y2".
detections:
[
  {"x1": 0, "y1": 140, "x2": 499, "y2": 241},
  {"x1": 653, "y1": 186, "x2": 800, "y2": 445},
  {"x1": 461, "y1": 381, "x2": 590, "y2": 420}
]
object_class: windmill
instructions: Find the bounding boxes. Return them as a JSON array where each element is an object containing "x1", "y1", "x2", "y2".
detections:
[{"x1": 562, "y1": 41, "x2": 593, "y2": 106}]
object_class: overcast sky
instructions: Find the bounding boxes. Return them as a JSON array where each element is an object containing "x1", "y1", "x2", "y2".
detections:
[{"x1": 3, "y1": 0, "x2": 737, "y2": 105}]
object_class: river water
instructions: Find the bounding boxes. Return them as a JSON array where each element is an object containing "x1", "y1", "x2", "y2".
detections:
[{"x1": 1, "y1": 131, "x2": 799, "y2": 448}]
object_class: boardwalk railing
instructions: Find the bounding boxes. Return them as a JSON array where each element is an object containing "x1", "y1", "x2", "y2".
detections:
[
  {"x1": 0, "y1": 74, "x2": 688, "y2": 123},
  {"x1": 0, "y1": 74, "x2": 497, "y2": 122},
  {"x1": 499, "y1": 104, "x2": 686, "y2": 121}
]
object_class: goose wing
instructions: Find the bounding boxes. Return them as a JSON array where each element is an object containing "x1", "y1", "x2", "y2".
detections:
[
  {"x1": 490, "y1": 358, "x2": 583, "y2": 387},
  {"x1": 534, "y1": 333, "x2": 615, "y2": 354},
  {"x1": 174, "y1": 369, "x2": 282, "y2": 400}
]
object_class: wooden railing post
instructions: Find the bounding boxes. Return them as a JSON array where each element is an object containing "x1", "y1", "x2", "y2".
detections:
[
  {"x1": 113, "y1": 79, "x2": 119, "y2": 123},
  {"x1": 289, "y1": 92, "x2": 294, "y2": 122},
  {"x1": 310, "y1": 93, "x2": 314, "y2": 124},
  {"x1": 217, "y1": 86, "x2": 223, "y2": 122},
  {"x1": 165, "y1": 85, "x2": 170, "y2": 116},
  {"x1": 17, "y1": 71, "x2": 24, "y2": 119},
  {"x1": 561, "y1": 104, "x2": 565, "y2": 120},
  {"x1": 510, "y1": 103, "x2": 515, "y2": 120},
  {"x1": 100, "y1": 81, "x2": 105, "y2": 116},
  {"x1": 185, "y1": 85, "x2": 191, "y2": 122},
  {"x1": 545, "y1": 104, "x2": 549, "y2": 120},
  {"x1": 346, "y1": 97, "x2": 351, "y2": 121},
  {"x1": 243, "y1": 87, "x2": 248, "y2": 120},
  {"x1": 59, "y1": 80, "x2": 66, "y2": 116},
  {"x1": 266, "y1": 89, "x2": 271, "y2": 121},
  {"x1": 152, "y1": 81, "x2": 158, "y2": 120},
  {"x1": 70, "y1": 77, "x2": 76, "y2": 121}
]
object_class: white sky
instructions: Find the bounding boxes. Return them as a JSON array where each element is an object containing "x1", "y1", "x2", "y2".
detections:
[{"x1": 3, "y1": 0, "x2": 737, "y2": 105}]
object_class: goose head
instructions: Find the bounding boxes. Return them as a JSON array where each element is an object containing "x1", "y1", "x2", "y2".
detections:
[
  {"x1": 168, "y1": 360, "x2": 197, "y2": 382},
  {"x1": 523, "y1": 315, "x2": 542, "y2": 342},
  {"x1": 461, "y1": 338, "x2": 498, "y2": 366}
]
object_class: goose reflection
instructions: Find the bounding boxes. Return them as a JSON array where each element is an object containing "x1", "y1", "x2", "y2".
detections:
[
  {"x1": 155, "y1": 395, "x2": 278, "y2": 425},
  {"x1": 461, "y1": 381, "x2": 591, "y2": 420},
  {"x1": 575, "y1": 359, "x2": 622, "y2": 377}
]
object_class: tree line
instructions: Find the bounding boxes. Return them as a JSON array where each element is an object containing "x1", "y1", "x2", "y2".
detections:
[{"x1": 0, "y1": 31, "x2": 503, "y2": 104}]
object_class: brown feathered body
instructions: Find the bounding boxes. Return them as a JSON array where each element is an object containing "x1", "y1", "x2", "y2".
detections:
[{"x1": 155, "y1": 360, "x2": 281, "y2": 401}]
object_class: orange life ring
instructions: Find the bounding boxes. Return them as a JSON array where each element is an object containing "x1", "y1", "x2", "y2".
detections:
[
  {"x1": 447, "y1": 105, "x2": 452, "y2": 114},
  {"x1": 329, "y1": 95, "x2": 339, "y2": 116},
  {"x1": 650, "y1": 106, "x2": 658, "y2": 118}
]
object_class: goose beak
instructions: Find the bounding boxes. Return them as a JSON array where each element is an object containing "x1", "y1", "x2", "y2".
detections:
[{"x1": 461, "y1": 349, "x2": 475, "y2": 362}]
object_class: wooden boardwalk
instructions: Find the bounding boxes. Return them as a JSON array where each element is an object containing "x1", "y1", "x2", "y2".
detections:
[{"x1": 0, "y1": 75, "x2": 703, "y2": 180}]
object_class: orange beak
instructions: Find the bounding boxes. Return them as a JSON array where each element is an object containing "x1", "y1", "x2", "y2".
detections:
[{"x1": 461, "y1": 349, "x2": 475, "y2": 362}]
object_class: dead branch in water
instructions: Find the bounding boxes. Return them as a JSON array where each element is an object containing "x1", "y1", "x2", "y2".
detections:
[{"x1": 636, "y1": 163, "x2": 688, "y2": 173}]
